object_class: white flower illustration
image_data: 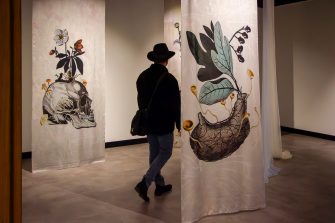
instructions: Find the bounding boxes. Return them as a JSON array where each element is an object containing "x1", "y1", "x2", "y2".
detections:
[{"x1": 53, "y1": 29, "x2": 69, "y2": 46}]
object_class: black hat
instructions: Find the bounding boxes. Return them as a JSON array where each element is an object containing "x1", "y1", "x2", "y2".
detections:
[{"x1": 147, "y1": 43, "x2": 175, "y2": 62}]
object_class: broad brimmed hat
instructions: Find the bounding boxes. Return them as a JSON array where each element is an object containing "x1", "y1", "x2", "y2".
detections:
[{"x1": 147, "y1": 43, "x2": 175, "y2": 62}]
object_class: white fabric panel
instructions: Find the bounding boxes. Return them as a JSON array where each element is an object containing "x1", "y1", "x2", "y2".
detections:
[
  {"x1": 262, "y1": 0, "x2": 283, "y2": 161},
  {"x1": 164, "y1": 0, "x2": 182, "y2": 145},
  {"x1": 262, "y1": 0, "x2": 280, "y2": 181},
  {"x1": 261, "y1": 0, "x2": 292, "y2": 180},
  {"x1": 164, "y1": 0, "x2": 182, "y2": 84},
  {"x1": 181, "y1": 0, "x2": 265, "y2": 222},
  {"x1": 32, "y1": 0, "x2": 105, "y2": 172}
]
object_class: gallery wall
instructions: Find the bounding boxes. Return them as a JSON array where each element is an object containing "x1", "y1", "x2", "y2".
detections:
[
  {"x1": 105, "y1": 0, "x2": 164, "y2": 142},
  {"x1": 275, "y1": 0, "x2": 335, "y2": 136}
]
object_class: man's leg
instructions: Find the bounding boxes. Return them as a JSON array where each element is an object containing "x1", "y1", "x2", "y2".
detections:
[
  {"x1": 147, "y1": 134, "x2": 165, "y2": 186},
  {"x1": 144, "y1": 133, "x2": 173, "y2": 187},
  {"x1": 134, "y1": 134, "x2": 159, "y2": 202}
]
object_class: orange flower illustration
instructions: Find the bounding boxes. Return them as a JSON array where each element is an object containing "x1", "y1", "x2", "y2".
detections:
[
  {"x1": 74, "y1": 39, "x2": 84, "y2": 52},
  {"x1": 82, "y1": 80, "x2": 88, "y2": 86},
  {"x1": 46, "y1": 79, "x2": 52, "y2": 84}
]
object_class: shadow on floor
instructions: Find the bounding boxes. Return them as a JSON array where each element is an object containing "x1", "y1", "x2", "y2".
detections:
[{"x1": 22, "y1": 158, "x2": 32, "y2": 172}]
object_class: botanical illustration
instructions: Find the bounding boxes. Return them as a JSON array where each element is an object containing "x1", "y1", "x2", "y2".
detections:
[
  {"x1": 174, "y1": 22, "x2": 181, "y2": 49},
  {"x1": 184, "y1": 21, "x2": 258, "y2": 162},
  {"x1": 40, "y1": 29, "x2": 96, "y2": 129}
]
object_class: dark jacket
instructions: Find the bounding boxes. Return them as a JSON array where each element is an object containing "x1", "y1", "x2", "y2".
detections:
[{"x1": 136, "y1": 63, "x2": 181, "y2": 135}]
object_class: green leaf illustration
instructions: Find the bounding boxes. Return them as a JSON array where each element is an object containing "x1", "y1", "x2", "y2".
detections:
[
  {"x1": 199, "y1": 78, "x2": 235, "y2": 105},
  {"x1": 211, "y1": 22, "x2": 233, "y2": 77},
  {"x1": 72, "y1": 59, "x2": 76, "y2": 75},
  {"x1": 56, "y1": 57, "x2": 69, "y2": 69},
  {"x1": 64, "y1": 59, "x2": 70, "y2": 73},
  {"x1": 186, "y1": 30, "x2": 222, "y2": 81},
  {"x1": 203, "y1": 25, "x2": 214, "y2": 40},
  {"x1": 74, "y1": 57, "x2": 84, "y2": 74},
  {"x1": 56, "y1": 53, "x2": 67, "y2": 58},
  {"x1": 186, "y1": 31, "x2": 209, "y2": 66}
]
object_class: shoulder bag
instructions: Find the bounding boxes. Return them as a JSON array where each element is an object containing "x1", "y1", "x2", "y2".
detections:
[{"x1": 130, "y1": 72, "x2": 167, "y2": 136}]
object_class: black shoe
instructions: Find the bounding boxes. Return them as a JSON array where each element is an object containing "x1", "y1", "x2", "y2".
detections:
[
  {"x1": 134, "y1": 177, "x2": 150, "y2": 202},
  {"x1": 155, "y1": 184, "x2": 172, "y2": 196}
]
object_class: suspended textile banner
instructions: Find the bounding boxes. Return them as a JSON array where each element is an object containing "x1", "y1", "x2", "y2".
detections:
[
  {"x1": 181, "y1": 0, "x2": 265, "y2": 221},
  {"x1": 32, "y1": 0, "x2": 105, "y2": 172},
  {"x1": 164, "y1": 0, "x2": 182, "y2": 84}
]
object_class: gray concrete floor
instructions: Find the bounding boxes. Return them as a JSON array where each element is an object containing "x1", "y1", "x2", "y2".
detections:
[{"x1": 23, "y1": 133, "x2": 335, "y2": 223}]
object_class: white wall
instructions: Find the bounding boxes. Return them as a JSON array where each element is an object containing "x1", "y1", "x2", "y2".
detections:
[
  {"x1": 22, "y1": 0, "x2": 32, "y2": 153},
  {"x1": 275, "y1": 0, "x2": 335, "y2": 135},
  {"x1": 105, "y1": 0, "x2": 164, "y2": 142}
]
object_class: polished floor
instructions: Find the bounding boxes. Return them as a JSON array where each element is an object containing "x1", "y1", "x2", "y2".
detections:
[{"x1": 22, "y1": 133, "x2": 335, "y2": 223}]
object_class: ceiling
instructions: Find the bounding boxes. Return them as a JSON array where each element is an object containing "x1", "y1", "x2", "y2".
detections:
[{"x1": 257, "y1": 0, "x2": 308, "y2": 7}]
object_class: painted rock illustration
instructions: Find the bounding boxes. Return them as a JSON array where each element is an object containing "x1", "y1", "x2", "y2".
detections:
[
  {"x1": 42, "y1": 80, "x2": 96, "y2": 129},
  {"x1": 189, "y1": 93, "x2": 250, "y2": 161}
]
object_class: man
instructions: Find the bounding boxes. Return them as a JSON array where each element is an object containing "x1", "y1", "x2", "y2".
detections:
[{"x1": 135, "y1": 43, "x2": 181, "y2": 202}]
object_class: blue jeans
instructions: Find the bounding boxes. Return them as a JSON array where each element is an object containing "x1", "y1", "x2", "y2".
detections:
[{"x1": 145, "y1": 133, "x2": 174, "y2": 187}]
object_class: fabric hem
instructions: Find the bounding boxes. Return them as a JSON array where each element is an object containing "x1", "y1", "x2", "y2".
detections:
[
  {"x1": 182, "y1": 204, "x2": 266, "y2": 223},
  {"x1": 32, "y1": 157, "x2": 105, "y2": 173}
]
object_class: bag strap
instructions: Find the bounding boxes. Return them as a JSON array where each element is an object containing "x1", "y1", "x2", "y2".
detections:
[{"x1": 147, "y1": 71, "x2": 167, "y2": 110}]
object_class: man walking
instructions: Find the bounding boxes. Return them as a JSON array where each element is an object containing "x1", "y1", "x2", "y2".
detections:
[{"x1": 135, "y1": 43, "x2": 181, "y2": 202}]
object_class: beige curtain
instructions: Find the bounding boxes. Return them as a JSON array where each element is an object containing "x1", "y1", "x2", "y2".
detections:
[
  {"x1": 164, "y1": 0, "x2": 182, "y2": 85},
  {"x1": 262, "y1": 0, "x2": 292, "y2": 181},
  {"x1": 32, "y1": 0, "x2": 105, "y2": 172},
  {"x1": 181, "y1": 0, "x2": 265, "y2": 222}
]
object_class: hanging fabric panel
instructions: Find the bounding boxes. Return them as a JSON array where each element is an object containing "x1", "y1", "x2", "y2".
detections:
[
  {"x1": 32, "y1": 0, "x2": 105, "y2": 172},
  {"x1": 262, "y1": 0, "x2": 282, "y2": 181},
  {"x1": 262, "y1": 0, "x2": 292, "y2": 181},
  {"x1": 164, "y1": 0, "x2": 182, "y2": 85},
  {"x1": 181, "y1": 0, "x2": 265, "y2": 222}
]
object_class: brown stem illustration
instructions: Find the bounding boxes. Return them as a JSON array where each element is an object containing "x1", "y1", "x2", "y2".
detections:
[{"x1": 250, "y1": 107, "x2": 260, "y2": 129}]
